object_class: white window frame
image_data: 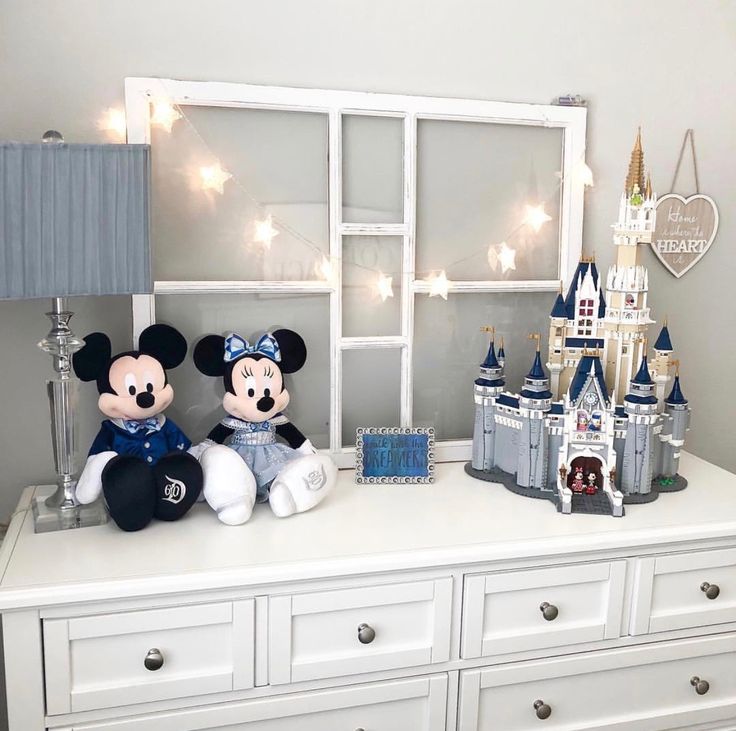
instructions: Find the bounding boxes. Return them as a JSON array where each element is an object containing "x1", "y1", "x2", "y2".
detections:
[{"x1": 125, "y1": 77, "x2": 587, "y2": 467}]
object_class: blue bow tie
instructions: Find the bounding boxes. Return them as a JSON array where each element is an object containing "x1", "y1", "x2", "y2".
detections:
[
  {"x1": 224, "y1": 332, "x2": 281, "y2": 363},
  {"x1": 122, "y1": 417, "x2": 162, "y2": 434}
]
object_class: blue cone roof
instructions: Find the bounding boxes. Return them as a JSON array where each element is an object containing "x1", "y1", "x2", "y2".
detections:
[
  {"x1": 481, "y1": 340, "x2": 500, "y2": 368},
  {"x1": 550, "y1": 293, "x2": 566, "y2": 318},
  {"x1": 666, "y1": 375, "x2": 688, "y2": 405},
  {"x1": 498, "y1": 344, "x2": 506, "y2": 359},
  {"x1": 654, "y1": 324, "x2": 673, "y2": 351},
  {"x1": 527, "y1": 350, "x2": 546, "y2": 379},
  {"x1": 632, "y1": 355, "x2": 654, "y2": 385}
]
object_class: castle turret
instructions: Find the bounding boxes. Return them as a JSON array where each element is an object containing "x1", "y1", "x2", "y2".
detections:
[
  {"x1": 497, "y1": 337, "x2": 506, "y2": 367},
  {"x1": 547, "y1": 289, "x2": 567, "y2": 395},
  {"x1": 652, "y1": 322, "x2": 674, "y2": 404},
  {"x1": 471, "y1": 330, "x2": 505, "y2": 472},
  {"x1": 517, "y1": 335, "x2": 552, "y2": 489},
  {"x1": 602, "y1": 129, "x2": 657, "y2": 401},
  {"x1": 661, "y1": 372, "x2": 690, "y2": 479},
  {"x1": 620, "y1": 353, "x2": 659, "y2": 497}
]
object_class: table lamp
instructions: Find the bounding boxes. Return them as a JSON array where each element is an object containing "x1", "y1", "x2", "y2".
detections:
[{"x1": 0, "y1": 133, "x2": 151, "y2": 532}]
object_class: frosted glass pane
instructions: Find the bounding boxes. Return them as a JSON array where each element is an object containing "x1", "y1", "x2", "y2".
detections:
[
  {"x1": 416, "y1": 120, "x2": 562, "y2": 281},
  {"x1": 342, "y1": 115, "x2": 403, "y2": 223},
  {"x1": 413, "y1": 292, "x2": 553, "y2": 441},
  {"x1": 152, "y1": 106, "x2": 328, "y2": 281},
  {"x1": 155, "y1": 293, "x2": 330, "y2": 449},
  {"x1": 342, "y1": 236, "x2": 402, "y2": 337},
  {"x1": 342, "y1": 349, "x2": 401, "y2": 446}
]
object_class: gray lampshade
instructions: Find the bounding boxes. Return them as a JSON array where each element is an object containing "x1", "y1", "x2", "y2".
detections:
[{"x1": 0, "y1": 141, "x2": 151, "y2": 300}]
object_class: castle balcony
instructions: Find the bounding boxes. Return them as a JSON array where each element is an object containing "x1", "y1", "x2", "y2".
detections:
[
  {"x1": 570, "y1": 430, "x2": 607, "y2": 445},
  {"x1": 603, "y1": 307, "x2": 652, "y2": 325}
]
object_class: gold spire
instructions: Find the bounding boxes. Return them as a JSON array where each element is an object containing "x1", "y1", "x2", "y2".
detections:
[
  {"x1": 645, "y1": 171, "x2": 653, "y2": 199},
  {"x1": 480, "y1": 325, "x2": 495, "y2": 341},
  {"x1": 528, "y1": 332, "x2": 541, "y2": 352},
  {"x1": 625, "y1": 127, "x2": 646, "y2": 195},
  {"x1": 499, "y1": 335, "x2": 504, "y2": 350}
]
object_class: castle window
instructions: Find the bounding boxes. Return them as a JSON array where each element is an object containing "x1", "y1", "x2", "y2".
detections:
[{"x1": 579, "y1": 298, "x2": 594, "y2": 317}]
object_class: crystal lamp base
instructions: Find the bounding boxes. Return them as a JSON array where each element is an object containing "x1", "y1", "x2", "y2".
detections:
[{"x1": 32, "y1": 496, "x2": 108, "y2": 534}]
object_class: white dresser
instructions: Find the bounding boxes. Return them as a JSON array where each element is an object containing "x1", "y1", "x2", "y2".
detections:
[{"x1": 2, "y1": 452, "x2": 736, "y2": 731}]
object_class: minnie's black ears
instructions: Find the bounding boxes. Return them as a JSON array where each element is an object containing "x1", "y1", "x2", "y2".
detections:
[
  {"x1": 193, "y1": 335, "x2": 228, "y2": 377},
  {"x1": 139, "y1": 324, "x2": 187, "y2": 370},
  {"x1": 272, "y1": 329, "x2": 307, "y2": 374},
  {"x1": 73, "y1": 332, "x2": 112, "y2": 382}
]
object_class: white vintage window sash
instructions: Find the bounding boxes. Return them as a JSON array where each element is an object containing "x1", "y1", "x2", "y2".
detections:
[{"x1": 125, "y1": 77, "x2": 586, "y2": 467}]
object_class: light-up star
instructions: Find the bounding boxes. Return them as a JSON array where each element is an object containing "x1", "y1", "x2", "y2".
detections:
[
  {"x1": 524, "y1": 203, "x2": 552, "y2": 232},
  {"x1": 98, "y1": 108, "x2": 127, "y2": 141},
  {"x1": 376, "y1": 273, "x2": 394, "y2": 302},
  {"x1": 150, "y1": 99, "x2": 182, "y2": 133},
  {"x1": 426, "y1": 270, "x2": 450, "y2": 300},
  {"x1": 200, "y1": 163, "x2": 232, "y2": 195},
  {"x1": 497, "y1": 241, "x2": 517, "y2": 273},
  {"x1": 253, "y1": 214, "x2": 279, "y2": 249}
]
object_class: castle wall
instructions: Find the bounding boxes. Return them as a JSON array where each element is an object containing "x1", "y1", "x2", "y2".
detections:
[
  {"x1": 517, "y1": 415, "x2": 548, "y2": 488},
  {"x1": 494, "y1": 418, "x2": 520, "y2": 475},
  {"x1": 547, "y1": 431, "x2": 563, "y2": 490},
  {"x1": 621, "y1": 420, "x2": 655, "y2": 495},
  {"x1": 471, "y1": 399, "x2": 496, "y2": 471}
]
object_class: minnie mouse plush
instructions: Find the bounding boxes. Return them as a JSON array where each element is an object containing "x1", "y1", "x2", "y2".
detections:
[
  {"x1": 193, "y1": 329, "x2": 336, "y2": 525},
  {"x1": 73, "y1": 324, "x2": 203, "y2": 531}
]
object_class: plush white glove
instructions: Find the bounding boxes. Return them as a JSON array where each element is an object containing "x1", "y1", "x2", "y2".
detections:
[
  {"x1": 188, "y1": 439, "x2": 215, "y2": 461},
  {"x1": 296, "y1": 438, "x2": 317, "y2": 456},
  {"x1": 200, "y1": 444, "x2": 257, "y2": 525},
  {"x1": 76, "y1": 451, "x2": 117, "y2": 504}
]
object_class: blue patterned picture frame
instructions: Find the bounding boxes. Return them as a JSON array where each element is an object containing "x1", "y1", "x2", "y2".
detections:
[{"x1": 355, "y1": 427, "x2": 435, "y2": 484}]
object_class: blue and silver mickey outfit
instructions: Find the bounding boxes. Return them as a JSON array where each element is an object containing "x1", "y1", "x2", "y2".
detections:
[
  {"x1": 222, "y1": 415, "x2": 300, "y2": 501},
  {"x1": 88, "y1": 415, "x2": 190, "y2": 464}
]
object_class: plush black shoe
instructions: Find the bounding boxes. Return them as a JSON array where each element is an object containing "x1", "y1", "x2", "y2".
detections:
[{"x1": 101, "y1": 455, "x2": 156, "y2": 532}]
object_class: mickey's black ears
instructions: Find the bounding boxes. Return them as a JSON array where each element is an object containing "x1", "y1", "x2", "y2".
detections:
[
  {"x1": 73, "y1": 333, "x2": 112, "y2": 382},
  {"x1": 193, "y1": 335, "x2": 228, "y2": 377},
  {"x1": 139, "y1": 324, "x2": 187, "y2": 370},
  {"x1": 273, "y1": 329, "x2": 307, "y2": 374}
]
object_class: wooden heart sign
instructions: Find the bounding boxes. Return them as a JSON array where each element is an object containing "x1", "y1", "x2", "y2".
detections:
[{"x1": 651, "y1": 194, "x2": 719, "y2": 278}]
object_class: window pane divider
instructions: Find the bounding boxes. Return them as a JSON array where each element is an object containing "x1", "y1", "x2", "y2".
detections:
[
  {"x1": 411, "y1": 279, "x2": 561, "y2": 294},
  {"x1": 153, "y1": 280, "x2": 335, "y2": 295},
  {"x1": 340, "y1": 337, "x2": 407, "y2": 350},
  {"x1": 340, "y1": 223, "x2": 409, "y2": 235}
]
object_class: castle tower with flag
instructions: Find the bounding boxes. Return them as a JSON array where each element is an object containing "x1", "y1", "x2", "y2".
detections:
[{"x1": 468, "y1": 130, "x2": 691, "y2": 517}]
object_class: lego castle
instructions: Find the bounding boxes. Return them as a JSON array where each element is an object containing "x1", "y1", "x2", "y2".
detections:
[{"x1": 467, "y1": 131, "x2": 691, "y2": 517}]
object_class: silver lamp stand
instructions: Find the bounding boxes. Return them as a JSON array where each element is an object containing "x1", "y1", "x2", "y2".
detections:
[{"x1": 32, "y1": 297, "x2": 108, "y2": 532}]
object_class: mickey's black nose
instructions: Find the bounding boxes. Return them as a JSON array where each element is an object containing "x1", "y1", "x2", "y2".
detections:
[
  {"x1": 257, "y1": 396, "x2": 275, "y2": 412},
  {"x1": 136, "y1": 392, "x2": 155, "y2": 409}
]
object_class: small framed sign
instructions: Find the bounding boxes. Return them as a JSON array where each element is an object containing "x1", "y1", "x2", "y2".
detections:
[{"x1": 355, "y1": 427, "x2": 435, "y2": 484}]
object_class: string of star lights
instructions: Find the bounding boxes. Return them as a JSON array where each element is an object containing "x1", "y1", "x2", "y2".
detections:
[{"x1": 101, "y1": 98, "x2": 593, "y2": 303}]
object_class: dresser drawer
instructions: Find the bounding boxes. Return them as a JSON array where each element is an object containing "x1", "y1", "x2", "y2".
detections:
[
  {"x1": 68, "y1": 674, "x2": 448, "y2": 730},
  {"x1": 461, "y1": 561, "x2": 626, "y2": 658},
  {"x1": 458, "y1": 633, "x2": 736, "y2": 731},
  {"x1": 268, "y1": 578, "x2": 452, "y2": 684},
  {"x1": 632, "y1": 548, "x2": 736, "y2": 635},
  {"x1": 43, "y1": 600, "x2": 254, "y2": 715}
]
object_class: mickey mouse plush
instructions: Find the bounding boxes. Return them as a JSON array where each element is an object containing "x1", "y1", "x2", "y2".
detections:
[
  {"x1": 73, "y1": 324, "x2": 203, "y2": 532},
  {"x1": 192, "y1": 329, "x2": 336, "y2": 525}
]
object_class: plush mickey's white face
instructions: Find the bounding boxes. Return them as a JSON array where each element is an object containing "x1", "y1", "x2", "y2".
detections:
[
  {"x1": 223, "y1": 356, "x2": 290, "y2": 423},
  {"x1": 98, "y1": 354, "x2": 173, "y2": 421}
]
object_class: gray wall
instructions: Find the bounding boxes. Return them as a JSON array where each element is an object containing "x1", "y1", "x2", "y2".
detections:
[{"x1": 1, "y1": 0, "x2": 735, "y2": 525}]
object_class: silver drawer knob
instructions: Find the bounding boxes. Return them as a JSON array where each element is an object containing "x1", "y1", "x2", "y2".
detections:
[
  {"x1": 700, "y1": 582, "x2": 720, "y2": 600},
  {"x1": 691, "y1": 676, "x2": 710, "y2": 695},
  {"x1": 357, "y1": 623, "x2": 376, "y2": 644},
  {"x1": 539, "y1": 602, "x2": 559, "y2": 621},
  {"x1": 144, "y1": 648, "x2": 164, "y2": 671},
  {"x1": 534, "y1": 699, "x2": 552, "y2": 720}
]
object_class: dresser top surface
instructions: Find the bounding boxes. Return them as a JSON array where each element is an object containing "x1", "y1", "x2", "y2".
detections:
[{"x1": 1, "y1": 452, "x2": 735, "y2": 609}]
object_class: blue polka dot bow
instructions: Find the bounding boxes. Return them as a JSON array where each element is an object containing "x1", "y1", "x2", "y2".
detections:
[{"x1": 224, "y1": 332, "x2": 281, "y2": 363}]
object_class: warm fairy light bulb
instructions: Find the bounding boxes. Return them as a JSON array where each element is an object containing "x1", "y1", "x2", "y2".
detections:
[
  {"x1": 317, "y1": 255, "x2": 337, "y2": 285},
  {"x1": 497, "y1": 241, "x2": 517, "y2": 273},
  {"x1": 426, "y1": 270, "x2": 450, "y2": 300},
  {"x1": 98, "y1": 108, "x2": 127, "y2": 141},
  {"x1": 253, "y1": 214, "x2": 279, "y2": 249},
  {"x1": 150, "y1": 99, "x2": 182, "y2": 133},
  {"x1": 523, "y1": 203, "x2": 552, "y2": 232},
  {"x1": 376, "y1": 273, "x2": 394, "y2": 302},
  {"x1": 199, "y1": 163, "x2": 232, "y2": 194}
]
